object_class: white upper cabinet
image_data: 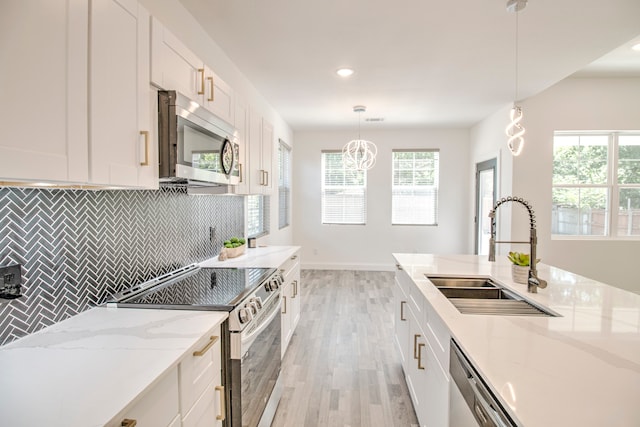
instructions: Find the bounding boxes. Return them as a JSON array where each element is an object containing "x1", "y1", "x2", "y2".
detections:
[
  {"x1": 151, "y1": 18, "x2": 234, "y2": 125},
  {"x1": 0, "y1": 0, "x2": 156, "y2": 188},
  {"x1": 233, "y1": 96, "x2": 250, "y2": 194},
  {"x1": 248, "y1": 109, "x2": 274, "y2": 194},
  {"x1": 0, "y1": 0, "x2": 89, "y2": 184},
  {"x1": 89, "y1": 0, "x2": 156, "y2": 188}
]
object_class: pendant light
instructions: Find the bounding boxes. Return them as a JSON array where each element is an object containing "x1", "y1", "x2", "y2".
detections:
[
  {"x1": 343, "y1": 105, "x2": 377, "y2": 170},
  {"x1": 505, "y1": 0, "x2": 527, "y2": 156}
]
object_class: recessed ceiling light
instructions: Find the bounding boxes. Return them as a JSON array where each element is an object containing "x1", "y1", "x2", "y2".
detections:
[
  {"x1": 632, "y1": 43, "x2": 640, "y2": 52},
  {"x1": 336, "y1": 68, "x2": 354, "y2": 77}
]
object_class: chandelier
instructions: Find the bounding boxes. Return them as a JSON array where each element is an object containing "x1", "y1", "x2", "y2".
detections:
[
  {"x1": 343, "y1": 105, "x2": 377, "y2": 170},
  {"x1": 505, "y1": 0, "x2": 527, "y2": 156}
]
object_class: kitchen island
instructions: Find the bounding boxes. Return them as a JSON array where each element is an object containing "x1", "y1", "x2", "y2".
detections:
[{"x1": 393, "y1": 253, "x2": 640, "y2": 427}]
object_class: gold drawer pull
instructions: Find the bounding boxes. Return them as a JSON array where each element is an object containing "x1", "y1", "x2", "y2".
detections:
[
  {"x1": 215, "y1": 385, "x2": 226, "y2": 420},
  {"x1": 121, "y1": 419, "x2": 137, "y2": 427},
  {"x1": 282, "y1": 296, "x2": 287, "y2": 314},
  {"x1": 417, "y1": 343, "x2": 426, "y2": 370},
  {"x1": 400, "y1": 301, "x2": 406, "y2": 321},
  {"x1": 239, "y1": 163, "x2": 243, "y2": 182},
  {"x1": 139, "y1": 131, "x2": 149, "y2": 166},
  {"x1": 207, "y1": 76, "x2": 214, "y2": 101},
  {"x1": 197, "y1": 68, "x2": 205, "y2": 95},
  {"x1": 193, "y1": 335, "x2": 219, "y2": 357},
  {"x1": 413, "y1": 334, "x2": 420, "y2": 359}
]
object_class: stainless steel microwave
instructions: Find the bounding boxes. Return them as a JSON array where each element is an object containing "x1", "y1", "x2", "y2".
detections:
[{"x1": 158, "y1": 90, "x2": 240, "y2": 187}]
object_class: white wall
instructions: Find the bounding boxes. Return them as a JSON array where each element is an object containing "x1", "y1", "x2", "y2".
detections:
[
  {"x1": 293, "y1": 129, "x2": 470, "y2": 270},
  {"x1": 471, "y1": 77, "x2": 640, "y2": 293},
  {"x1": 137, "y1": 0, "x2": 294, "y2": 246}
]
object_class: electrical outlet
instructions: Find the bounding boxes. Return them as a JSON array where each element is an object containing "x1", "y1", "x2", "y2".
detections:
[{"x1": 0, "y1": 264, "x2": 22, "y2": 301}]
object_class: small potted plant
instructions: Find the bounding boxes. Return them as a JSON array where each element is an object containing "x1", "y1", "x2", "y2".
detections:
[{"x1": 507, "y1": 251, "x2": 538, "y2": 284}]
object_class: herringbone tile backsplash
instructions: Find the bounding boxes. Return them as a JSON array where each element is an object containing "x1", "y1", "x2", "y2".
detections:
[{"x1": 0, "y1": 186, "x2": 244, "y2": 346}]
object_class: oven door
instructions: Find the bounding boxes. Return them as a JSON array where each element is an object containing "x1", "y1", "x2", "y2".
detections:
[{"x1": 230, "y1": 293, "x2": 282, "y2": 427}]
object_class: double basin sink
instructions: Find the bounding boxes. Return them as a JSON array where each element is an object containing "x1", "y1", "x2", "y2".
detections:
[{"x1": 427, "y1": 276, "x2": 557, "y2": 317}]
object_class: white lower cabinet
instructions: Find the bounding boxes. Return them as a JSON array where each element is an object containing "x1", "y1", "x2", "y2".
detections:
[
  {"x1": 111, "y1": 324, "x2": 225, "y2": 426},
  {"x1": 180, "y1": 327, "x2": 225, "y2": 426},
  {"x1": 395, "y1": 267, "x2": 450, "y2": 427},
  {"x1": 281, "y1": 250, "x2": 301, "y2": 356},
  {"x1": 109, "y1": 367, "x2": 180, "y2": 427}
]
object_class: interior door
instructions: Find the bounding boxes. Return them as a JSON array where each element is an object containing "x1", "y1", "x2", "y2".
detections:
[{"x1": 475, "y1": 158, "x2": 497, "y2": 255}]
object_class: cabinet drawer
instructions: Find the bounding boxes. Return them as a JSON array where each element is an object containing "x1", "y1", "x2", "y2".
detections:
[
  {"x1": 179, "y1": 326, "x2": 221, "y2": 413},
  {"x1": 424, "y1": 299, "x2": 450, "y2": 371},
  {"x1": 279, "y1": 251, "x2": 300, "y2": 278},
  {"x1": 395, "y1": 268, "x2": 412, "y2": 299},
  {"x1": 109, "y1": 367, "x2": 179, "y2": 427}
]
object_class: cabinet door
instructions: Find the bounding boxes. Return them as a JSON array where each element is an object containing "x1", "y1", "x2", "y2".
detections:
[
  {"x1": 233, "y1": 96, "x2": 250, "y2": 194},
  {"x1": 248, "y1": 108, "x2": 264, "y2": 194},
  {"x1": 281, "y1": 281, "x2": 293, "y2": 357},
  {"x1": 204, "y1": 66, "x2": 234, "y2": 125},
  {"x1": 89, "y1": 0, "x2": 154, "y2": 187},
  {"x1": 151, "y1": 17, "x2": 204, "y2": 102},
  {"x1": 0, "y1": 0, "x2": 88, "y2": 183},
  {"x1": 393, "y1": 276, "x2": 409, "y2": 371},
  {"x1": 261, "y1": 118, "x2": 274, "y2": 194}
]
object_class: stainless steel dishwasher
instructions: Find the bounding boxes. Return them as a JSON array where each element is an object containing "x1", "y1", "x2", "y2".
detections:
[{"x1": 449, "y1": 339, "x2": 518, "y2": 427}]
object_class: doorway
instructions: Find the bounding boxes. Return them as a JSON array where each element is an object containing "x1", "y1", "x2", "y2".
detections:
[{"x1": 475, "y1": 158, "x2": 497, "y2": 255}]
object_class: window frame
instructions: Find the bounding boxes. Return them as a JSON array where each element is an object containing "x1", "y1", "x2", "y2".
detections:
[
  {"x1": 552, "y1": 131, "x2": 640, "y2": 240},
  {"x1": 278, "y1": 139, "x2": 292, "y2": 230},
  {"x1": 391, "y1": 149, "x2": 440, "y2": 226},
  {"x1": 246, "y1": 194, "x2": 269, "y2": 238},
  {"x1": 321, "y1": 150, "x2": 367, "y2": 225}
]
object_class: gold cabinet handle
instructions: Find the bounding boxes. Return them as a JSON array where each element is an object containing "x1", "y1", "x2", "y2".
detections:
[
  {"x1": 400, "y1": 301, "x2": 406, "y2": 321},
  {"x1": 294, "y1": 280, "x2": 298, "y2": 297},
  {"x1": 139, "y1": 131, "x2": 149, "y2": 166},
  {"x1": 193, "y1": 335, "x2": 218, "y2": 357},
  {"x1": 121, "y1": 420, "x2": 137, "y2": 427},
  {"x1": 264, "y1": 170, "x2": 269, "y2": 186},
  {"x1": 291, "y1": 255, "x2": 298, "y2": 260},
  {"x1": 239, "y1": 163, "x2": 243, "y2": 183},
  {"x1": 282, "y1": 296, "x2": 287, "y2": 314},
  {"x1": 198, "y1": 68, "x2": 205, "y2": 95},
  {"x1": 417, "y1": 343, "x2": 426, "y2": 370},
  {"x1": 413, "y1": 334, "x2": 420, "y2": 359},
  {"x1": 207, "y1": 76, "x2": 214, "y2": 101},
  {"x1": 396, "y1": 263, "x2": 403, "y2": 270},
  {"x1": 215, "y1": 385, "x2": 226, "y2": 421}
]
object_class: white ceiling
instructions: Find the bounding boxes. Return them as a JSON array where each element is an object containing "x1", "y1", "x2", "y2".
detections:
[{"x1": 179, "y1": 0, "x2": 640, "y2": 131}]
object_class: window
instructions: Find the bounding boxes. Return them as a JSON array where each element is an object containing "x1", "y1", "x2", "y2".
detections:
[
  {"x1": 321, "y1": 151, "x2": 366, "y2": 224},
  {"x1": 278, "y1": 140, "x2": 291, "y2": 229},
  {"x1": 392, "y1": 150, "x2": 439, "y2": 225},
  {"x1": 552, "y1": 132, "x2": 640, "y2": 238},
  {"x1": 247, "y1": 195, "x2": 270, "y2": 237}
]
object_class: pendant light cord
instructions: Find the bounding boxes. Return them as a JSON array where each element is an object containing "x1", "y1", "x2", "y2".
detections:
[{"x1": 514, "y1": 10, "x2": 519, "y2": 102}]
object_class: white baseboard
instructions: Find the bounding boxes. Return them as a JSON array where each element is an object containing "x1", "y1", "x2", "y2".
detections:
[{"x1": 300, "y1": 261, "x2": 395, "y2": 272}]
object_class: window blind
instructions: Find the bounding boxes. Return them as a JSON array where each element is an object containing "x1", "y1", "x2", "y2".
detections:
[
  {"x1": 279, "y1": 140, "x2": 291, "y2": 229},
  {"x1": 247, "y1": 195, "x2": 269, "y2": 237},
  {"x1": 321, "y1": 151, "x2": 366, "y2": 224},
  {"x1": 392, "y1": 150, "x2": 439, "y2": 225}
]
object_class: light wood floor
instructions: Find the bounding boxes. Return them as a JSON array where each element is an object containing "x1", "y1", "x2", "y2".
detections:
[{"x1": 272, "y1": 270, "x2": 419, "y2": 427}]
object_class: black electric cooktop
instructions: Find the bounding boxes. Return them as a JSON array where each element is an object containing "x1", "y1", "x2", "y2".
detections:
[{"x1": 110, "y1": 266, "x2": 276, "y2": 311}]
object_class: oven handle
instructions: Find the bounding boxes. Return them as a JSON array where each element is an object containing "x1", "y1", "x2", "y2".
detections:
[{"x1": 241, "y1": 292, "x2": 282, "y2": 345}]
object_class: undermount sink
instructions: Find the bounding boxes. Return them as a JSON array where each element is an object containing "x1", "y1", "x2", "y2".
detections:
[{"x1": 425, "y1": 275, "x2": 558, "y2": 317}]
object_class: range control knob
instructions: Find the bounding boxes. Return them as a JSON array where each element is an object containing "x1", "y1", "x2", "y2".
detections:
[
  {"x1": 246, "y1": 301, "x2": 258, "y2": 315},
  {"x1": 250, "y1": 297, "x2": 263, "y2": 310},
  {"x1": 270, "y1": 279, "x2": 279, "y2": 290},
  {"x1": 238, "y1": 308, "x2": 252, "y2": 324}
]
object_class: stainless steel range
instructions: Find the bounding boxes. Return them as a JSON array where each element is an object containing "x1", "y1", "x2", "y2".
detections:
[{"x1": 107, "y1": 264, "x2": 284, "y2": 427}]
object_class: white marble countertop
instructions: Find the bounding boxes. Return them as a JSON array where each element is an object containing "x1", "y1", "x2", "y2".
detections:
[
  {"x1": 199, "y1": 245, "x2": 301, "y2": 268},
  {"x1": 0, "y1": 307, "x2": 227, "y2": 427},
  {"x1": 392, "y1": 253, "x2": 640, "y2": 427}
]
